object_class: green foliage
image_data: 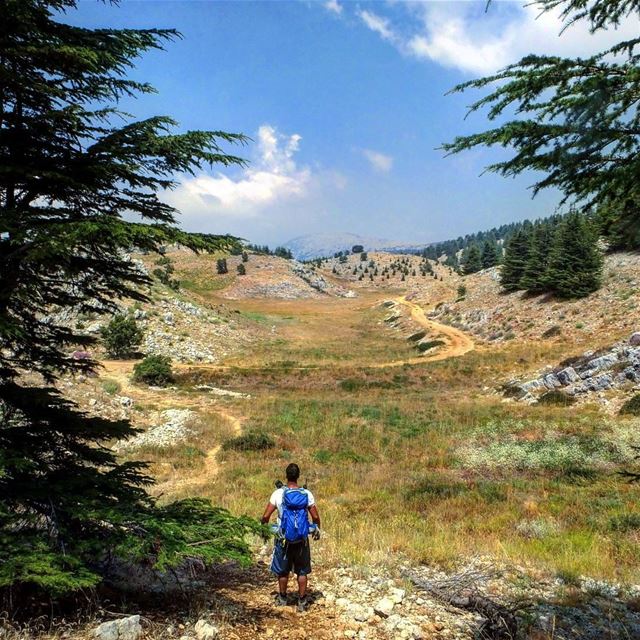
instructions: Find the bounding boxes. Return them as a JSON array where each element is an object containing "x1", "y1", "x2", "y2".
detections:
[
  {"x1": 544, "y1": 212, "x2": 603, "y2": 298},
  {"x1": 101, "y1": 379, "x2": 122, "y2": 396},
  {"x1": 222, "y1": 432, "x2": 275, "y2": 452},
  {"x1": 274, "y1": 246, "x2": 293, "y2": 259},
  {"x1": 500, "y1": 229, "x2": 530, "y2": 291},
  {"x1": 101, "y1": 314, "x2": 144, "y2": 359},
  {"x1": 216, "y1": 258, "x2": 229, "y2": 274},
  {"x1": 538, "y1": 390, "x2": 576, "y2": 406},
  {"x1": 457, "y1": 284, "x2": 467, "y2": 299},
  {"x1": 619, "y1": 394, "x2": 640, "y2": 416},
  {"x1": 609, "y1": 513, "x2": 640, "y2": 532},
  {"x1": 481, "y1": 240, "x2": 500, "y2": 269},
  {"x1": 444, "y1": 0, "x2": 640, "y2": 241},
  {"x1": 153, "y1": 256, "x2": 180, "y2": 290},
  {"x1": 237, "y1": 263, "x2": 246, "y2": 276},
  {"x1": 360, "y1": 251, "x2": 368, "y2": 261},
  {"x1": 462, "y1": 244, "x2": 482, "y2": 274},
  {"x1": 0, "y1": 0, "x2": 254, "y2": 600},
  {"x1": 132, "y1": 355, "x2": 174, "y2": 386},
  {"x1": 242, "y1": 251, "x2": 249, "y2": 262},
  {"x1": 417, "y1": 339, "x2": 445, "y2": 352},
  {"x1": 520, "y1": 222, "x2": 554, "y2": 293},
  {"x1": 352, "y1": 244, "x2": 364, "y2": 253}
]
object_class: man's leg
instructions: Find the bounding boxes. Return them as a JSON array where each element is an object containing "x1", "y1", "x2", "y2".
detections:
[
  {"x1": 297, "y1": 574, "x2": 307, "y2": 598},
  {"x1": 278, "y1": 575, "x2": 289, "y2": 596}
]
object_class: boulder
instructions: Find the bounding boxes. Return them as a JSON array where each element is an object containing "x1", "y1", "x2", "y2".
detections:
[
  {"x1": 374, "y1": 597, "x2": 395, "y2": 618},
  {"x1": 630, "y1": 332, "x2": 640, "y2": 346},
  {"x1": 389, "y1": 587, "x2": 405, "y2": 604},
  {"x1": 163, "y1": 312, "x2": 175, "y2": 326},
  {"x1": 556, "y1": 367, "x2": 580, "y2": 385},
  {"x1": 93, "y1": 616, "x2": 141, "y2": 640},
  {"x1": 521, "y1": 379, "x2": 545, "y2": 393},
  {"x1": 543, "y1": 374, "x2": 561, "y2": 389},
  {"x1": 194, "y1": 620, "x2": 219, "y2": 640}
]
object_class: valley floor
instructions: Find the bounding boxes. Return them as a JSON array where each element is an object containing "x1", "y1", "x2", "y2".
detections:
[{"x1": 26, "y1": 249, "x2": 640, "y2": 639}]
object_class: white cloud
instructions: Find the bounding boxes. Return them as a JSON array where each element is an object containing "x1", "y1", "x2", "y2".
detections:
[
  {"x1": 352, "y1": 2, "x2": 640, "y2": 75},
  {"x1": 362, "y1": 149, "x2": 393, "y2": 173},
  {"x1": 324, "y1": 0, "x2": 342, "y2": 16},
  {"x1": 165, "y1": 125, "x2": 310, "y2": 219},
  {"x1": 357, "y1": 9, "x2": 397, "y2": 43}
]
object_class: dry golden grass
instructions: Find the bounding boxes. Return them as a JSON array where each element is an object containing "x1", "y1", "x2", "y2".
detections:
[{"x1": 111, "y1": 250, "x2": 640, "y2": 585}]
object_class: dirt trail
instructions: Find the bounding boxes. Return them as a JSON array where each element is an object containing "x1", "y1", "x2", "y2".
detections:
[
  {"x1": 371, "y1": 295, "x2": 474, "y2": 368},
  {"x1": 102, "y1": 360, "x2": 245, "y2": 485}
]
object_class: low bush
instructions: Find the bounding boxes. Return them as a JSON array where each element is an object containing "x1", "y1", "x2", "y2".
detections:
[
  {"x1": 609, "y1": 513, "x2": 640, "y2": 532},
  {"x1": 132, "y1": 354, "x2": 174, "y2": 386},
  {"x1": 619, "y1": 394, "x2": 640, "y2": 416},
  {"x1": 407, "y1": 330, "x2": 427, "y2": 342},
  {"x1": 101, "y1": 378, "x2": 121, "y2": 395},
  {"x1": 538, "y1": 390, "x2": 576, "y2": 406},
  {"x1": 417, "y1": 339, "x2": 445, "y2": 353},
  {"x1": 542, "y1": 325, "x2": 562, "y2": 338},
  {"x1": 222, "y1": 432, "x2": 275, "y2": 452},
  {"x1": 101, "y1": 314, "x2": 143, "y2": 358}
]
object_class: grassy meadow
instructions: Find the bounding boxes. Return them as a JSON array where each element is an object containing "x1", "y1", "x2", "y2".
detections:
[{"x1": 123, "y1": 283, "x2": 640, "y2": 587}]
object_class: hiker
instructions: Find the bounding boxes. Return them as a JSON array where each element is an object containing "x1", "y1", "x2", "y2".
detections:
[{"x1": 261, "y1": 463, "x2": 321, "y2": 612}]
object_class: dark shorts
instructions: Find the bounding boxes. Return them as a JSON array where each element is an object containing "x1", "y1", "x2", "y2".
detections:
[{"x1": 270, "y1": 539, "x2": 312, "y2": 577}]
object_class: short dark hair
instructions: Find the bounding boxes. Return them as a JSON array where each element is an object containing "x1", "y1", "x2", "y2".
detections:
[{"x1": 286, "y1": 463, "x2": 300, "y2": 481}]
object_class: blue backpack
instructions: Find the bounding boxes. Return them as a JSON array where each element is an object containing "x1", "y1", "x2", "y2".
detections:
[{"x1": 280, "y1": 487, "x2": 310, "y2": 544}]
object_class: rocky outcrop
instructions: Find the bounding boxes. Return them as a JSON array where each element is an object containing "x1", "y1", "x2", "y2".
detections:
[
  {"x1": 93, "y1": 616, "x2": 141, "y2": 640},
  {"x1": 507, "y1": 333, "x2": 640, "y2": 401}
]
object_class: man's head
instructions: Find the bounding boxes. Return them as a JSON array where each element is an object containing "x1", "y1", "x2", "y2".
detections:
[{"x1": 286, "y1": 463, "x2": 300, "y2": 482}]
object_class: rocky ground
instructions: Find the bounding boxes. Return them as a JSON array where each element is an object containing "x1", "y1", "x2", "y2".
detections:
[
  {"x1": 27, "y1": 554, "x2": 640, "y2": 640},
  {"x1": 504, "y1": 331, "x2": 640, "y2": 411},
  {"x1": 425, "y1": 252, "x2": 640, "y2": 349}
]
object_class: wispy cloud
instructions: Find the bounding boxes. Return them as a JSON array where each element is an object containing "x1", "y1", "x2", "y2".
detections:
[
  {"x1": 357, "y1": 9, "x2": 396, "y2": 43},
  {"x1": 362, "y1": 149, "x2": 393, "y2": 174},
  {"x1": 324, "y1": 0, "x2": 342, "y2": 16},
  {"x1": 352, "y1": 3, "x2": 640, "y2": 75},
  {"x1": 165, "y1": 125, "x2": 310, "y2": 219}
]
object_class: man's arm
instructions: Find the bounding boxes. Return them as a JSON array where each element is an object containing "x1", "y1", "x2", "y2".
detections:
[
  {"x1": 309, "y1": 504, "x2": 320, "y2": 528},
  {"x1": 261, "y1": 502, "x2": 276, "y2": 525}
]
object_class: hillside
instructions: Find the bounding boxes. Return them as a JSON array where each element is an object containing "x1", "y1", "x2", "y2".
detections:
[
  {"x1": 21, "y1": 247, "x2": 640, "y2": 640},
  {"x1": 283, "y1": 232, "x2": 432, "y2": 261}
]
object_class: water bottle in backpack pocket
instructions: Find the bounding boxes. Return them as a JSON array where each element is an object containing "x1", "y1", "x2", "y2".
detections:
[{"x1": 280, "y1": 487, "x2": 310, "y2": 544}]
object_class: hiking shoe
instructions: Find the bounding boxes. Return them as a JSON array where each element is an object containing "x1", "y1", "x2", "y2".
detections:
[
  {"x1": 297, "y1": 597, "x2": 308, "y2": 613},
  {"x1": 275, "y1": 593, "x2": 287, "y2": 607}
]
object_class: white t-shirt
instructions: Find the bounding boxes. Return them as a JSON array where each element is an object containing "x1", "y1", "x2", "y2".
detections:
[{"x1": 270, "y1": 486, "x2": 315, "y2": 526}]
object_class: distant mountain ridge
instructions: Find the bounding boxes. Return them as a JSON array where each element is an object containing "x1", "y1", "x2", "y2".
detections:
[{"x1": 283, "y1": 233, "x2": 432, "y2": 261}]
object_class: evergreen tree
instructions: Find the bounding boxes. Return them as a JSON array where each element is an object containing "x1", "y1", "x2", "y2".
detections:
[
  {"x1": 101, "y1": 314, "x2": 144, "y2": 359},
  {"x1": 444, "y1": 0, "x2": 640, "y2": 239},
  {"x1": 481, "y1": 240, "x2": 500, "y2": 269},
  {"x1": 0, "y1": 0, "x2": 257, "y2": 599},
  {"x1": 462, "y1": 244, "x2": 482, "y2": 275},
  {"x1": 216, "y1": 258, "x2": 229, "y2": 274},
  {"x1": 520, "y1": 222, "x2": 554, "y2": 293},
  {"x1": 237, "y1": 263, "x2": 246, "y2": 275},
  {"x1": 544, "y1": 212, "x2": 603, "y2": 298},
  {"x1": 500, "y1": 229, "x2": 530, "y2": 291}
]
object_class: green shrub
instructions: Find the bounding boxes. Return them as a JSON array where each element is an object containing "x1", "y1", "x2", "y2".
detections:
[
  {"x1": 101, "y1": 379, "x2": 121, "y2": 395},
  {"x1": 222, "y1": 432, "x2": 275, "y2": 452},
  {"x1": 405, "y1": 476, "x2": 467, "y2": 502},
  {"x1": 100, "y1": 314, "x2": 144, "y2": 358},
  {"x1": 339, "y1": 378, "x2": 366, "y2": 392},
  {"x1": 542, "y1": 325, "x2": 562, "y2": 338},
  {"x1": 132, "y1": 354, "x2": 174, "y2": 386},
  {"x1": 538, "y1": 390, "x2": 576, "y2": 406},
  {"x1": 619, "y1": 394, "x2": 640, "y2": 416},
  {"x1": 609, "y1": 513, "x2": 640, "y2": 532},
  {"x1": 407, "y1": 330, "x2": 427, "y2": 342},
  {"x1": 417, "y1": 339, "x2": 445, "y2": 353}
]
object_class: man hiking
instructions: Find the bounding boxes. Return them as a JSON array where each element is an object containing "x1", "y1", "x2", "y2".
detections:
[{"x1": 261, "y1": 463, "x2": 321, "y2": 612}]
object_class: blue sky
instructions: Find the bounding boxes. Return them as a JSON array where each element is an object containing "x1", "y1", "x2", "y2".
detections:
[{"x1": 67, "y1": 1, "x2": 638, "y2": 246}]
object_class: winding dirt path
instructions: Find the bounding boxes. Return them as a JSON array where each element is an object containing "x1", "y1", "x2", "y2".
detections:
[{"x1": 371, "y1": 295, "x2": 474, "y2": 368}]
